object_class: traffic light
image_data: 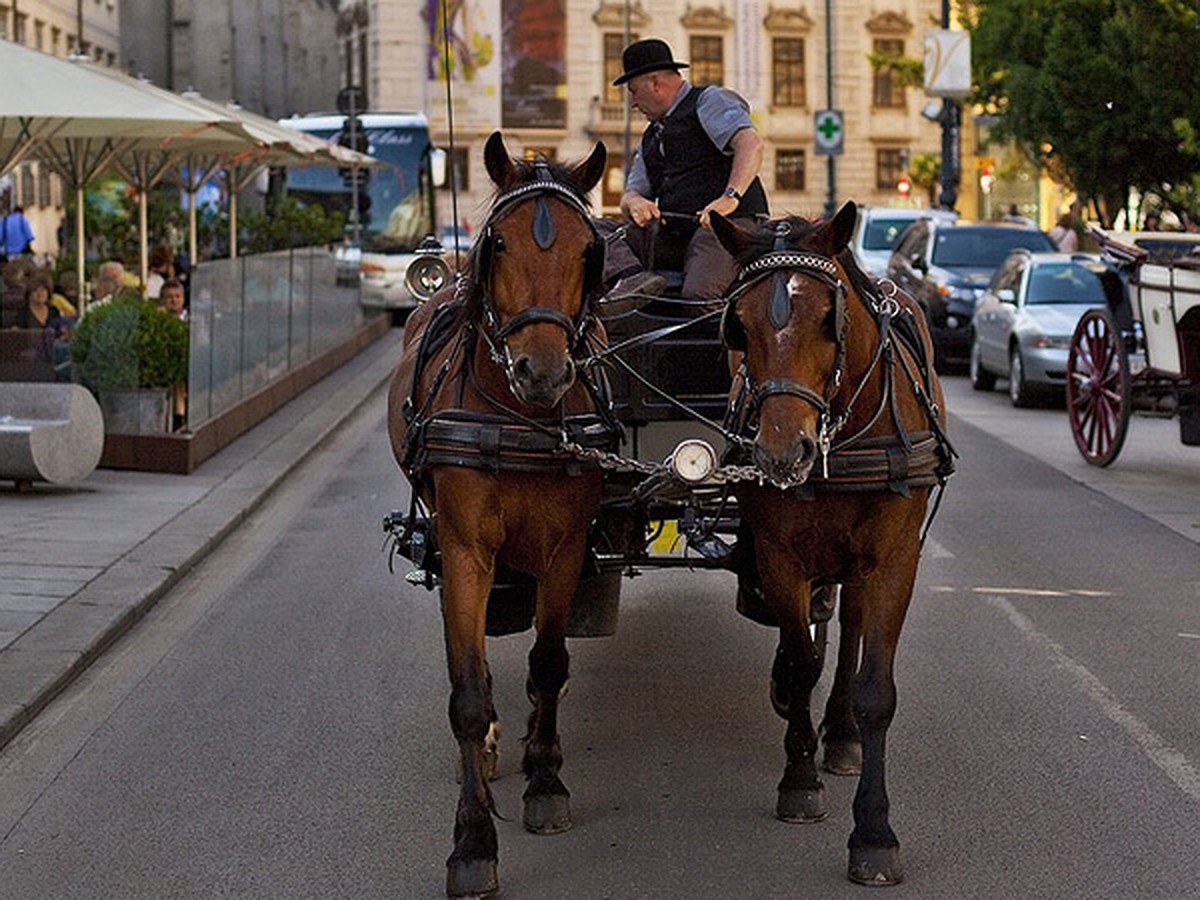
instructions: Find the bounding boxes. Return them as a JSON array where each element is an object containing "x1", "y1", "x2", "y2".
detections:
[
  {"x1": 337, "y1": 115, "x2": 369, "y2": 155},
  {"x1": 339, "y1": 166, "x2": 371, "y2": 190}
]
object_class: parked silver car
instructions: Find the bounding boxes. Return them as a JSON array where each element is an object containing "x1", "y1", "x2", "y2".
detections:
[{"x1": 970, "y1": 250, "x2": 1113, "y2": 406}]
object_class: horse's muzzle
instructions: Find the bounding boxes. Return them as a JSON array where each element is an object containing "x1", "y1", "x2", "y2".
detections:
[
  {"x1": 509, "y1": 353, "x2": 576, "y2": 408},
  {"x1": 753, "y1": 432, "x2": 818, "y2": 488}
]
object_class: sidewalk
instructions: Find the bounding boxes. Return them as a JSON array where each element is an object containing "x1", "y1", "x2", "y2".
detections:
[{"x1": 0, "y1": 327, "x2": 403, "y2": 751}]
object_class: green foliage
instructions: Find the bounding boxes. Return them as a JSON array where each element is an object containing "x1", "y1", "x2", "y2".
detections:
[
  {"x1": 867, "y1": 50, "x2": 926, "y2": 90},
  {"x1": 237, "y1": 197, "x2": 346, "y2": 254},
  {"x1": 969, "y1": 0, "x2": 1200, "y2": 225},
  {"x1": 72, "y1": 295, "x2": 189, "y2": 390},
  {"x1": 908, "y1": 153, "x2": 942, "y2": 206}
]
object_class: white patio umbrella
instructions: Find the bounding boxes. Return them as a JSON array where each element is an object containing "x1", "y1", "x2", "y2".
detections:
[
  {"x1": 178, "y1": 94, "x2": 381, "y2": 259},
  {"x1": 0, "y1": 40, "x2": 262, "y2": 306}
]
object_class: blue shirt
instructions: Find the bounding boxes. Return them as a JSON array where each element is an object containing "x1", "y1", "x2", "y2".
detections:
[
  {"x1": 1, "y1": 212, "x2": 35, "y2": 255},
  {"x1": 625, "y1": 82, "x2": 755, "y2": 198}
]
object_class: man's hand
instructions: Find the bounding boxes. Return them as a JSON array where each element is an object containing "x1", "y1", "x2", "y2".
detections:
[
  {"x1": 623, "y1": 193, "x2": 662, "y2": 228},
  {"x1": 699, "y1": 193, "x2": 740, "y2": 229}
]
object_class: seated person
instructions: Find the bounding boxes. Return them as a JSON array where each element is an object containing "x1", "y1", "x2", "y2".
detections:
[
  {"x1": 600, "y1": 38, "x2": 768, "y2": 307},
  {"x1": 157, "y1": 277, "x2": 187, "y2": 320},
  {"x1": 11, "y1": 272, "x2": 65, "y2": 336}
]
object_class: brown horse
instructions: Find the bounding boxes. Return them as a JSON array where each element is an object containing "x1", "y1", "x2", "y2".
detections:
[
  {"x1": 712, "y1": 201, "x2": 954, "y2": 886},
  {"x1": 387, "y1": 132, "x2": 612, "y2": 897}
]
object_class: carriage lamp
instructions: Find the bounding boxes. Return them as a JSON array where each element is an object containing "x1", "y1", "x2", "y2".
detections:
[
  {"x1": 669, "y1": 439, "x2": 718, "y2": 483},
  {"x1": 405, "y1": 253, "x2": 451, "y2": 302}
]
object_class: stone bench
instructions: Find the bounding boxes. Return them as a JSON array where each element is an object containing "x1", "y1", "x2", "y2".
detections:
[{"x1": 0, "y1": 382, "x2": 104, "y2": 488}]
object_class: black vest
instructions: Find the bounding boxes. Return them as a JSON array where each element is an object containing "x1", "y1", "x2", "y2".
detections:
[{"x1": 642, "y1": 85, "x2": 768, "y2": 217}]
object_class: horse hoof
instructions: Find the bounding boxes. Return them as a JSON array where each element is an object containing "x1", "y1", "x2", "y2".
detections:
[
  {"x1": 848, "y1": 844, "x2": 904, "y2": 886},
  {"x1": 776, "y1": 785, "x2": 829, "y2": 823},
  {"x1": 822, "y1": 741, "x2": 862, "y2": 776},
  {"x1": 523, "y1": 792, "x2": 573, "y2": 834},
  {"x1": 446, "y1": 858, "x2": 499, "y2": 897}
]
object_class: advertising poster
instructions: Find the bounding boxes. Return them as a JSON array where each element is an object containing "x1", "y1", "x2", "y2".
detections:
[
  {"x1": 501, "y1": 0, "x2": 567, "y2": 129},
  {"x1": 424, "y1": 0, "x2": 501, "y2": 132}
]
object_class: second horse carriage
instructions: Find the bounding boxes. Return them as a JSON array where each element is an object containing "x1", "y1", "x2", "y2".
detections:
[
  {"x1": 384, "y1": 134, "x2": 955, "y2": 896},
  {"x1": 1067, "y1": 229, "x2": 1200, "y2": 466}
]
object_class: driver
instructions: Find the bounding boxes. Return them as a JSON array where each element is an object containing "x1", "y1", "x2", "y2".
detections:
[{"x1": 601, "y1": 38, "x2": 768, "y2": 305}]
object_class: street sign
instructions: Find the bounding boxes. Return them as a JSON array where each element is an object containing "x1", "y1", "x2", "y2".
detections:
[{"x1": 814, "y1": 109, "x2": 844, "y2": 156}]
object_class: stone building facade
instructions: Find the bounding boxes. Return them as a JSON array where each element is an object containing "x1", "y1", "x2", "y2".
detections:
[
  {"x1": 338, "y1": 0, "x2": 950, "y2": 229},
  {"x1": 0, "y1": 0, "x2": 123, "y2": 251},
  {"x1": 118, "y1": 0, "x2": 342, "y2": 118}
]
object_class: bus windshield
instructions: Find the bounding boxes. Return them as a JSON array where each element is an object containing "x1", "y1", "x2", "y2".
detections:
[{"x1": 282, "y1": 117, "x2": 434, "y2": 254}]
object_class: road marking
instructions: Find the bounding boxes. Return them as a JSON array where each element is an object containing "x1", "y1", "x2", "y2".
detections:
[
  {"x1": 1179, "y1": 633, "x2": 1200, "y2": 640},
  {"x1": 923, "y1": 538, "x2": 954, "y2": 559},
  {"x1": 990, "y1": 596, "x2": 1200, "y2": 806},
  {"x1": 973, "y1": 587, "x2": 1113, "y2": 598}
]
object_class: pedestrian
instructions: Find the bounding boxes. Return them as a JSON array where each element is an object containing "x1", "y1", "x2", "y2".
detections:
[
  {"x1": 1049, "y1": 201, "x2": 1085, "y2": 252},
  {"x1": 1, "y1": 205, "x2": 35, "y2": 262},
  {"x1": 599, "y1": 38, "x2": 768, "y2": 306},
  {"x1": 145, "y1": 243, "x2": 175, "y2": 299}
]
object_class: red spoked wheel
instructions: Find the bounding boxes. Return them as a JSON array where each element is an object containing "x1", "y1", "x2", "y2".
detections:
[{"x1": 1067, "y1": 308, "x2": 1131, "y2": 467}]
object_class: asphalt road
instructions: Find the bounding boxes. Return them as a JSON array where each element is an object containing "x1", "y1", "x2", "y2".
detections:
[{"x1": 1, "y1": 375, "x2": 1199, "y2": 899}]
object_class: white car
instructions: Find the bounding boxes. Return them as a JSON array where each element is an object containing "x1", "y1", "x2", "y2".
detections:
[{"x1": 850, "y1": 206, "x2": 957, "y2": 279}]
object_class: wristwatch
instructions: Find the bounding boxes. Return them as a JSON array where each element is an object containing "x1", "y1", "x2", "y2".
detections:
[{"x1": 723, "y1": 186, "x2": 742, "y2": 201}]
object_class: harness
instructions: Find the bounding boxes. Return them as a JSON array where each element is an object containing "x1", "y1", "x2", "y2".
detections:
[
  {"x1": 721, "y1": 227, "x2": 957, "y2": 496},
  {"x1": 401, "y1": 170, "x2": 622, "y2": 481}
]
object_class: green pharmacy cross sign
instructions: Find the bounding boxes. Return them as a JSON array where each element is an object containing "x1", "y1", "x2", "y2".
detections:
[{"x1": 814, "y1": 109, "x2": 844, "y2": 156}]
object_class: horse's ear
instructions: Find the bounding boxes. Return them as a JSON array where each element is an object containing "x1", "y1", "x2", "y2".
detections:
[
  {"x1": 567, "y1": 141, "x2": 607, "y2": 195},
  {"x1": 710, "y1": 211, "x2": 757, "y2": 258},
  {"x1": 484, "y1": 131, "x2": 517, "y2": 190},
  {"x1": 828, "y1": 201, "x2": 857, "y2": 253}
]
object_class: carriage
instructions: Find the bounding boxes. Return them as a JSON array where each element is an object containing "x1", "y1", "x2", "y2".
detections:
[
  {"x1": 383, "y1": 133, "x2": 955, "y2": 896},
  {"x1": 1066, "y1": 229, "x2": 1200, "y2": 466}
]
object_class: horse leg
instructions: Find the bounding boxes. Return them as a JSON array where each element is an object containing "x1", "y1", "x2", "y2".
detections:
[
  {"x1": 766, "y1": 574, "x2": 829, "y2": 824},
  {"x1": 820, "y1": 590, "x2": 863, "y2": 776},
  {"x1": 846, "y1": 565, "x2": 916, "y2": 887},
  {"x1": 521, "y1": 562, "x2": 578, "y2": 835},
  {"x1": 441, "y1": 554, "x2": 501, "y2": 898}
]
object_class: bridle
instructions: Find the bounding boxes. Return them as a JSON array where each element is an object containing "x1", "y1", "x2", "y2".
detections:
[
  {"x1": 721, "y1": 223, "x2": 851, "y2": 450},
  {"x1": 470, "y1": 167, "x2": 606, "y2": 381}
]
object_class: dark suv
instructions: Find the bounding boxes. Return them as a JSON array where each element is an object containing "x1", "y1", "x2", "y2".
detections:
[{"x1": 886, "y1": 219, "x2": 1056, "y2": 369}]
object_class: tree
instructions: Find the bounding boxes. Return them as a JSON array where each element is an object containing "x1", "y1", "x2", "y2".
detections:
[{"x1": 968, "y1": 0, "x2": 1200, "y2": 225}]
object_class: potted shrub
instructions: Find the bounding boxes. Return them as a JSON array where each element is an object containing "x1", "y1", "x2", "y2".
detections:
[{"x1": 71, "y1": 295, "x2": 189, "y2": 433}]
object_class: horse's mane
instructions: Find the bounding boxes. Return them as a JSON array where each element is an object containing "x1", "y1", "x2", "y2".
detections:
[{"x1": 727, "y1": 215, "x2": 824, "y2": 268}]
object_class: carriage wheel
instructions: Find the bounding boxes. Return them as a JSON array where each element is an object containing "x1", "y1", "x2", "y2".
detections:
[{"x1": 1067, "y1": 308, "x2": 1131, "y2": 467}]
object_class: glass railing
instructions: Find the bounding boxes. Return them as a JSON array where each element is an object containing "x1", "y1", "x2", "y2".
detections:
[{"x1": 186, "y1": 246, "x2": 368, "y2": 429}]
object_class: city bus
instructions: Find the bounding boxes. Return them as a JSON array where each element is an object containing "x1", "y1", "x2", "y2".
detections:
[{"x1": 279, "y1": 112, "x2": 445, "y2": 315}]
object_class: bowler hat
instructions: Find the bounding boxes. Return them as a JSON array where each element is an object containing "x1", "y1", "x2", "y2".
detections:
[{"x1": 612, "y1": 39, "x2": 689, "y2": 86}]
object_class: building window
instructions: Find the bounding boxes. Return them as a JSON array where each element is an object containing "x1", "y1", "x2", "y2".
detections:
[
  {"x1": 15, "y1": 11, "x2": 27, "y2": 44},
  {"x1": 51, "y1": 26, "x2": 61, "y2": 56},
  {"x1": 344, "y1": 38, "x2": 353, "y2": 86},
  {"x1": 20, "y1": 163, "x2": 34, "y2": 206},
  {"x1": 37, "y1": 163, "x2": 51, "y2": 208},
  {"x1": 603, "y1": 33, "x2": 636, "y2": 103},
  {"x1": 872, "y1": 38, "x2": 906, "y2": 108},
  {"x1": 441, "y1": 146, "x2": 470, "y2": 192},
  {"x1": 0, "y1": 7, "x2": 9, "y2": 42},
  {"x1": 876, "y1": 148, "x2": 908, "y2": 190},
  {"x1": 772, "y1": 38, "x2": 805, "y2": 107},
  {"x1": 34, "y1": 19, "x2": 44, "y2": 50},
  {"x1": 776, "y1": 149, "x2": 806, "y2": 191},
  {"x1": 689, "y1": 36, "x2": 723, "y2": 86}
]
